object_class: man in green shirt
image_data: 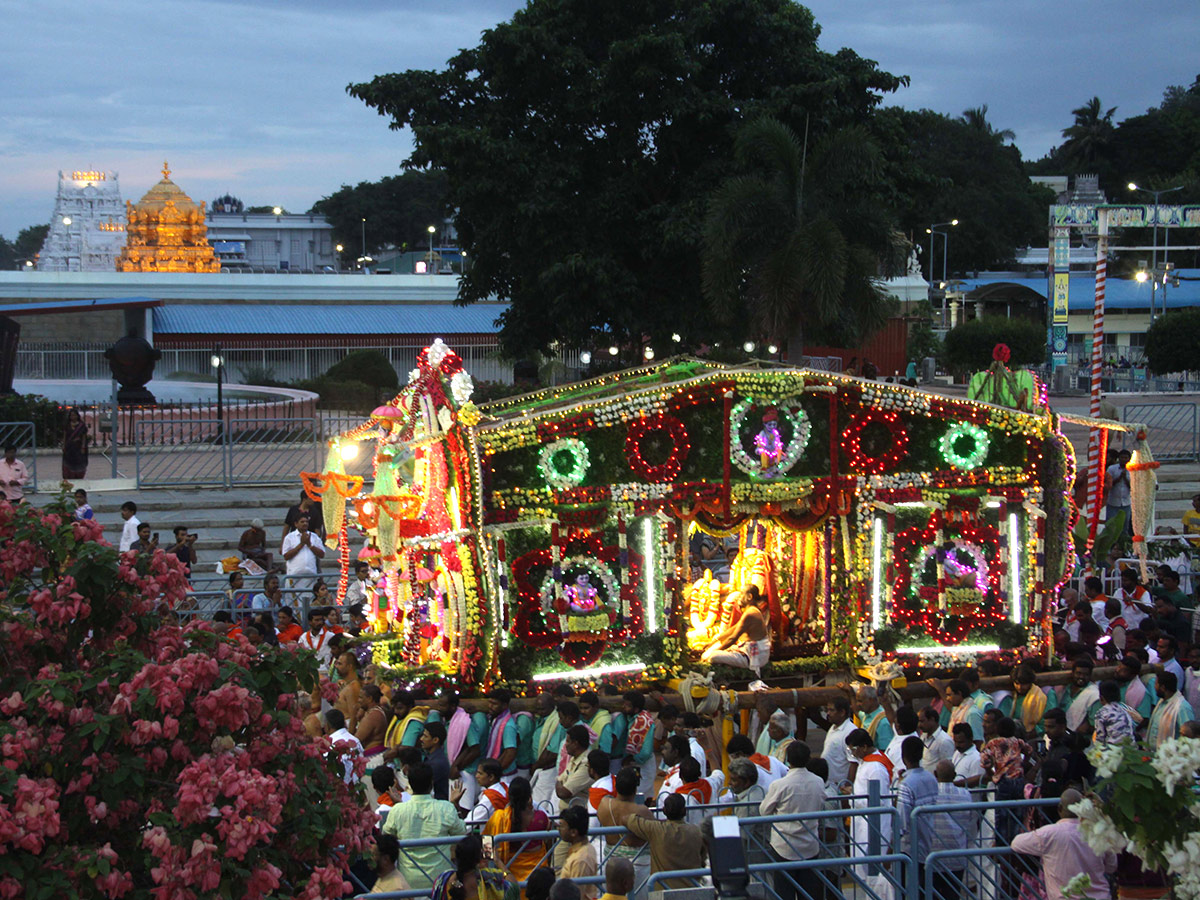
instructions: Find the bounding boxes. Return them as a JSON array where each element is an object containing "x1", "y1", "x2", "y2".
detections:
[
  {"x1": 1152, "y1": 566, "x2": 1192, "y2": 614},
  {"x1": 427, "y1": 691, "x2": 489, "y2": 814},
  {"x1": 382, "y1": 762, "x2": 465, "y2": 890}
]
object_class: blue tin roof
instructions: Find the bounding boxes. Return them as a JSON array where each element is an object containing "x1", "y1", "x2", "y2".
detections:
[
  {"x1": 153, "y1": 302, "x2": 506, "y2": 335},
  {"x1": 958, "y1": 270, "x2": 1200, "y2": 311}
]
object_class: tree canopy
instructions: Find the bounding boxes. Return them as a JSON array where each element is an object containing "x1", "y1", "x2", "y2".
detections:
[
  {"x1": 1144, "y1": 308, "x2": 1200, "y2": 375},
  {"x1": 310, "y1": 170, "x2": 448, "y2": 263},
  {"x1": 880, "y1": 108, "x2": 1053, "y2": 278},
  {"x1": 942, "y1": 317, "x2": 1046, "y2": 374},
  {"x1": 702, "y1": 117, "x2": 899, "y2": 348},
  {"x1": 349, "y1": 0, "x2": 906, "y2": 356},
  {"x1": 1028, "y1": 75, "x2": 1200, "y2": 213},
  {"x1": 0, "y1": 224, "x2": 49, "y2": 270}
]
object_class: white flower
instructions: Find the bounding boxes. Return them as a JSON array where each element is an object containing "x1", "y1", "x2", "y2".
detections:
[
  {"x1": 1152, "y1": 738, "x2": 1200, "y2": 796},
  {"x1": 1086, "y1": 743, "x2": 1126, "y2": 780},
  {"x1": 1061, "y1": 874, "x2": 1092, "y2": 900},
  {"x1": 1072, "y1": 800, "x2": 1128, "y2": 856},
  {"x1": 408, "y1": 368, "x2": 421, "y2": 384},
  {"x1": 426, "y1": 339, "x2": 450, "y2": 368},
  {"x1": 450, "y1": 371, "x2": 474, "y2": 404}
]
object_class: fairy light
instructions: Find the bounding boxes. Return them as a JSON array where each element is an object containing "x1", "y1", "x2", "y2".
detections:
[
  {"x1": 532, "y1": 663, "x2": 646, "y2": 682},
  {"x1": 893, "y1": 644, "x2": 1000, "y2": 654},
  {"x1": 871, "y1": 516, "x2": 884, "y2": 629},
  {"x1": 642, "y1": 516, "x2": 658, "y2": 633},
  {"x1": 1008, "y1": 510, "x2": 1022, "y2": 623}
]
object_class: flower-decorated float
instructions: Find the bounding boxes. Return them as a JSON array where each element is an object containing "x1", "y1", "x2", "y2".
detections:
[{"x1": 303, "y1": 341, "x2": 1143, "y2": 689}]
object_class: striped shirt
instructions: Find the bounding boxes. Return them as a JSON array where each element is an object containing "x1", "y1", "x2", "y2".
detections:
[{"x1": 927, "y1": 783, "x2": 975, "y2": 868}]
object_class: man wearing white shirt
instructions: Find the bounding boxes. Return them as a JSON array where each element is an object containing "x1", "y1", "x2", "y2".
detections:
[
  {"x1": 323, "y1": 708, "x2": 363, "y2": 784},
  {"x1": 726, "y1": 734, "x2": 786, "y2": 790},
  {"x1": 1116, "y1": 570, "x2": 1154, "y2": 629},
  {"x1": 281, "y1": 515, "x2": 325, "y2": 593},
  {"x1": 119, "y1": 501, "x2": 141, "y2": 552},
  {"x1": 297, "y1": 608, "x2": 335, "y2": 667},
  {"x1": 950, "y1": 723, "x2": 984, "y2": 787},
  {"x1": 818, "y1": 695, "x2": 856, "y2": 788},
  {"x1": 344, "y1": 561, "x2": 372, "y2": 606},
  {"x1": 885, "y1": 707, "x2": 920, "y2": 771},
  {"x1": 760, "y1": 741, "x2": 827, "y2": 900},
  {"x1": 655, "y1": 734, "x2": 691, "y2": 804},
  {"x1": 918, "y1": 706, "x2": 955, "y2": 772}
]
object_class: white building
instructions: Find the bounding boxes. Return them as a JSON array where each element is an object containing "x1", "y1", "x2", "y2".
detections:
[
  {"x1": 37, "y1": 170, "x2": 128, "y2": 272},
  {"x1": 205, "y1": 211, "x2": 336, "y2": 272}
]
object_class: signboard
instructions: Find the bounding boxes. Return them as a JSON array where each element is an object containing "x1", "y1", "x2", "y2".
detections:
[{"x1": 1053, "y1": 273, "x2": 1069, "y2": 323}]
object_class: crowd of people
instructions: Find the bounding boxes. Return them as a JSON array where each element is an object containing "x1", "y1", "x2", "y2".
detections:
[{"x1": 301, "y1": 641, "x2": 1195, "y2": 900}]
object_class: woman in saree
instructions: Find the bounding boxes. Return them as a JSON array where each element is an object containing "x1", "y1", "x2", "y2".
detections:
[
  {"x1": 483, "y1": 777, "x2": 550, "y2": 898},
  {"x1": 62, "y1": 408, "x2": 89, "y2": 480},
  {"x1": 432, "y1": 834, "x2": 519, "y2": 900}
]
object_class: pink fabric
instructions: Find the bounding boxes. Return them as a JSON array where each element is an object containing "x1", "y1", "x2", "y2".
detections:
[
  {"x1": 446, "y1": 707, "x2": 471, "y2": 762},
  {"x1": 486, "y1": 710, "x2": 512, "y2": 760}
]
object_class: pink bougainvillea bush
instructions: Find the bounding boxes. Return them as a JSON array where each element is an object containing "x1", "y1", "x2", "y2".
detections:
[{"x1": 0, "y1": 495, "x2": 376, "y2": 899}]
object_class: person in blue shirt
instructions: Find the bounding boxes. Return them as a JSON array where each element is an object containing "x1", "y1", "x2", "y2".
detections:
[{"x1": 427, "y1": 690, "x2": 489, "y2": 813}]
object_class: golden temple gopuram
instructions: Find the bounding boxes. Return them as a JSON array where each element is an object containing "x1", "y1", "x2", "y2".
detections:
[{"x1": 116, "y1": 162, "x2": 219, "y2": 273}]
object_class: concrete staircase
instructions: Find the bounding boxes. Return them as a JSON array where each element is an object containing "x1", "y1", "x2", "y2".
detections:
[
  {"x1": 32, "y1": 486, "x2": 302, "y2": 574},
  {"x1": 1155, "y1": 465, "x2": 1200, "y2": 525}
]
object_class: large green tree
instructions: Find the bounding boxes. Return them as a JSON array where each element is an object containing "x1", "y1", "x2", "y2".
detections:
[
  {"x1": 310, "y1": 170, "x2": 448, "y2": 263},
  {"x1": 1060, "y1": 96, "x2": 1117, "y2": 171},
  {"x1": 702, "y1": 117, "x2": 899, "y2": 348},
  {"x1": 880, "y1": 108, "x2": 1052, "y2": 277},
  {"x1": 348, "y1": 0, "x2": 905, "y2": 356},
  {"x1": 0, "y1": 224, "x2": 49, "y2": 269}
]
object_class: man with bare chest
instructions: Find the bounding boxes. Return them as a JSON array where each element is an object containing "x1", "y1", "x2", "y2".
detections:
[
  {"x1": 700, "y1": 585, "x2": 771, "y2": 676},
  {"x1": 597, "y1": 767, "x2": 651, "y2": 900}
]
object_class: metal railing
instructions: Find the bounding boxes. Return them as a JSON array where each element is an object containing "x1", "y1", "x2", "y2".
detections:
[
  {"x1": 1124, "y1": 402, "x2": 1198, "y2": 460},
  {"x1": 133, "y1": 416, "x2": 321, "y2": 488},
  {"x1": 361, "y1": 795, "x2": 1053, "y2": 900},
  {"x1": 0, "y1": 421, "x2": 37, "y2": 493}
]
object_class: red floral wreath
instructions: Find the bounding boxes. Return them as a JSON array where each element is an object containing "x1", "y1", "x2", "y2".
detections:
[
  {"x1": 844, "y1": 410, "x2": 908, "y2": 474},
  {"x1": 510, "y1": 532, "x2": 643, "y2": 663},
  {"x1": 890, "y1": 513, "x2": 1006, "y2": 644},
  {"x1": 625, "y1": 413, "x2": 689, "y2": 483}
]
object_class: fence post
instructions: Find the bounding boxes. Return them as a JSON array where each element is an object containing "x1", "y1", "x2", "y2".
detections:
[
  {"x1": 110, "y1": 378, "x2": 119, "y2": 479},
  {"x1": 867, "y1": 779, "x2": 881, "y2": 876}
]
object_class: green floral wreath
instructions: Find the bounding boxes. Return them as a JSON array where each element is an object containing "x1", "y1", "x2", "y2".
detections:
[
  {"x1": 729, "y1": 397, "x2": 810, "y2": 479},
  {"x1": 939, "y1": 422, "x2": 990, "y2": 470},
  {"x1": 538, "y1": 438, "x2": 590, "y2": 490}
]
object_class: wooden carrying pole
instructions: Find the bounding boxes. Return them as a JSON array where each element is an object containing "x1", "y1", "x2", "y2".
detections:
[{"x1": 472, "y1": 668, "x2": 1123, "y2": 715}]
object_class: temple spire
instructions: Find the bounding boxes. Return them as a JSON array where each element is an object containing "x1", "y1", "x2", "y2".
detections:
[{"x1": 161, "y1": 160, "x2": 171, "y2": 181}]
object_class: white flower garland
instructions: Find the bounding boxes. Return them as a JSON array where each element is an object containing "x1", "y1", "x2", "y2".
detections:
[
  {"x1": 728, "y1": 396, "x2": 811, "y2": 479},
  {"x1": 538, "y1": 439, "x2": 590, "y2": 490}
]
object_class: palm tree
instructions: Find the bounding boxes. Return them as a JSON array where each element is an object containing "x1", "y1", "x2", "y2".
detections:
[
  {"x1": 960, "y1": 105, "x2": 1016, "y2": 143},
  {"x1": 1061, "y1": 96, "x2": 1117, "y2": 169},
  {"x1": 702, "y1": 117, "x2": 897, "y2": 350}
]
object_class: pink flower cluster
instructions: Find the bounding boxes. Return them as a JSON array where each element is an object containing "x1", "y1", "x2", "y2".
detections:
[
  {"x1": 0, "y1": 494, "x2": 375, "y2": 900},
  {"x1": 0, "y1": 776, "x2": 62, "y2": 854}
]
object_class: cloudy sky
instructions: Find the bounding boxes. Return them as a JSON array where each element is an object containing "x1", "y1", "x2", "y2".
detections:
[{"x1": 1, "y1": 0, "x2": 1196, "y2": 238}]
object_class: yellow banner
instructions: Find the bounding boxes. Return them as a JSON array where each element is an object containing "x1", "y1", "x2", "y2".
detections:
[{"x1": 1053, "y1": 273, "x2": 1069, "y2": 323}]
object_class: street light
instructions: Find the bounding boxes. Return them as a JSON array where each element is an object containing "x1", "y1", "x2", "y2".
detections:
[
  {"x1": 1128, "y1": 183, "x2": 1184, "y2": 319},
  {"x1": 210, "y1": 346, "x2": 225, "y2": 440},
  {"x1": 926, "y1": 219, "x2": 959, "y2": 326},
  {"x1": 272, "y1": 206, "x2": 282, "y2": 216},
  {"x1": 360, "y1": 218, "x2": 367, "y2": 264},
  {"x1": 335, "y1": 244, "x2": 343, "y2": 274},
  {"x1": 427, "y1": 225, "x2": 436, "y2": 275}
]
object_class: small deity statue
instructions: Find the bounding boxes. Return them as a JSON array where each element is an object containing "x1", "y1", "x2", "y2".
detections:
[
  {"x1": 563, "y1": 573, "x2": 600, "y2": 614},
  {"x1": 940, "y1": 547, "x2": 978, "y2": 589},
  {"x1": 754, "y1": 409, "x2": 784, "y2": 471}
]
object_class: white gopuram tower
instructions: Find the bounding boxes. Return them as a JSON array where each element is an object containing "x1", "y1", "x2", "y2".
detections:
[{"x1": 37, "y1": 170, "x2": 127, "y2": 272}]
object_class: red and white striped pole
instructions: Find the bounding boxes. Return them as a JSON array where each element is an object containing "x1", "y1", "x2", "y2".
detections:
[{"x1": 1086, "y1": 210, "x2": 1109, "y2": 554}]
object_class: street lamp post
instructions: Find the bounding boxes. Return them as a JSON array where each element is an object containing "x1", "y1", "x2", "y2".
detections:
[
  {"x1": 211, "y1": 346, "x2": 225, "y2": 441},
  {"x1": 335, "y1": 244, "x2": 343, "y2": 273},
  {"x1": 925, "y1": 219, "x2": 959, "y2": 325},
  {"x1": 427, "y1": 225, "x2": 436, "y2": 275},
  {"x1": 1128, "y1": 183, "x2": 1183, "y2": 319}
]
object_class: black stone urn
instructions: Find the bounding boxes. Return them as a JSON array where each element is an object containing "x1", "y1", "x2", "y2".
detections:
[{"x1": 105, "y1": 333, "x2": 163, "y2": 405}]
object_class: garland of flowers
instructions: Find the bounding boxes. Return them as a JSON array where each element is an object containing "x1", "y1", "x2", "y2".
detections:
[
  {"x1": 538, "y1": 438, "x2": 591, "y2": 489},
  {"x1": 844, "y1": 409, "x2": 909, "y2": 474},
  {"x1": 939, "y1": 422, "x2": 991, "y2": 470},
  {"x1": 728, "y1": 396, "x2": 811, "y2": 479},
  {"x1": 625, "y1": 413, "x2": 690, "y2": 483}
]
